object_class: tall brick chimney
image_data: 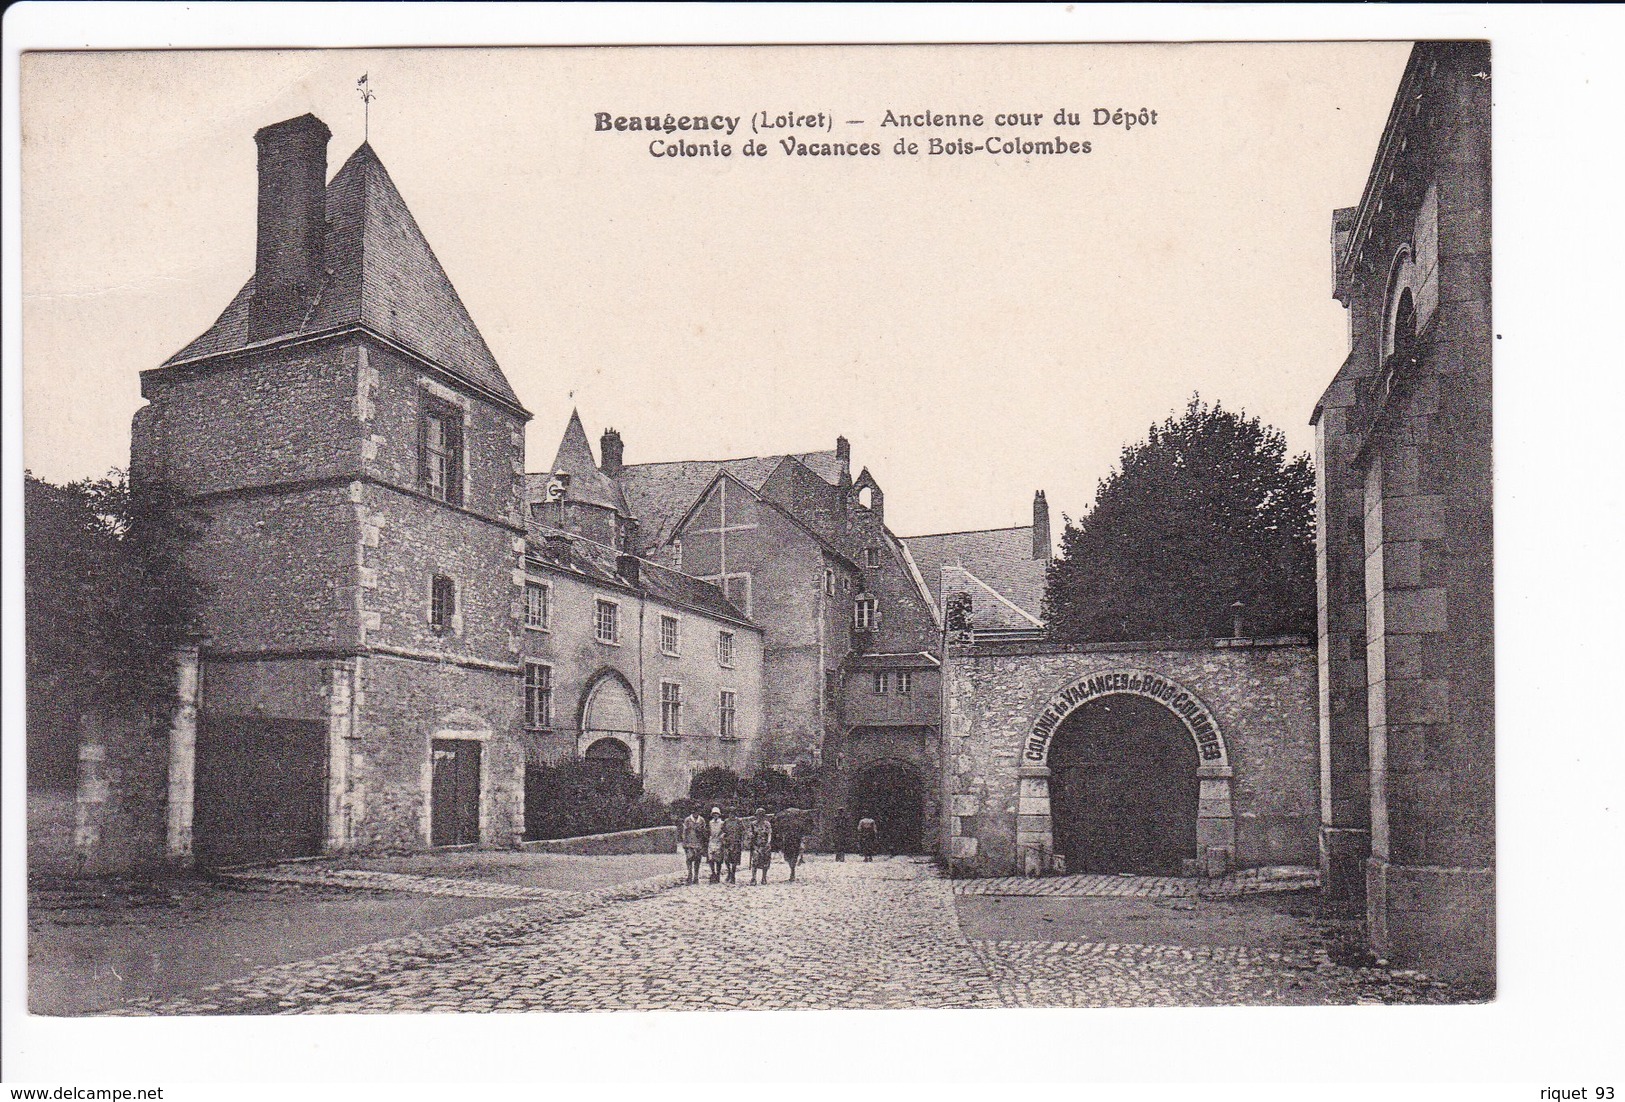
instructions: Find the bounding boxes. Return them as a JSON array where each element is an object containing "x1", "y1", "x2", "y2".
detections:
[
  {"x1": 600, "y1": 428, "x2": 625, "y2": 477},
  {"x1": 836, "y1": 435, "x2": 851, "y2": 488},
  {"x1": 249, "y1": 113, "x2": 332, "y2": 341},
  {"x1": 1032, "y1": 490, "x2": 1051, "y2": 560}
]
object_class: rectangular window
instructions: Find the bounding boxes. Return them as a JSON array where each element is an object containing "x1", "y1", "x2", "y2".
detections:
[
  {"x1": 672, "y1": 539, "x2": 683, "y2": 571},
  {"x1": 865, "y1": 547, "x2": 881, "y2": 569},
  {"x1": 661, "y1": 681, "x2": 683, "y2": 736},
  {"x1": 419, "y1": 398, "x2": 465, "y2": 505},
  {"x1": 717, "y1": 630, "x2": 736, "y2": 667},
  {"x1": 854, "y1": 596, "x2": 879, "y2": 631},
  {"x1": 873, "y1": 671, "x2": 889, "y2": 694},
  {"x1": 661, "y1": 614, "x2": 681, "y2": 656},
  {"x1": 430, "y1": 574, "x2": 456, "y2": 633},
  {"x1": 524, "y1": 662, "x2": 552, "y2": 729},
  {"x1": 897, "y1": 671, "x2": 913, "y2": 695},
  {"x1": 524, "y1": 581, "x2": 550, "y2": 630},
  {"x1": 719, "y1": 690, "x2": 737, "y2": 740},
  {"x1": 595, "y1": 599, "x2": 620, "y2": 644}
]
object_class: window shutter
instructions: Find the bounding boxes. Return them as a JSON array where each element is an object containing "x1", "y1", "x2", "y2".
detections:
[
  {"x1": 445, "y1": 413, "x2": 464, "y2": 505},
  {"x1": 417, "y1": 410, "x2": 430, "y2": 491}
]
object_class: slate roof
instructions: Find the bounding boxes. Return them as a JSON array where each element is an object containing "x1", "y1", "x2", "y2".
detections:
[
  {"x1": 524, "y1": 527, "x2": 756, "y2": 628},
  {"x1": 160, "y1": 142, "x2": 522, "y2": 409},
  {"x1": 902, "y1": 526, "x2": 1049, "y2": 626},
  {"x1": 541, "y1": 410, "x2": 627, "y2": 512},
  {"x1": 614, "y1": 449, "x2": 840, "y2": 552}
]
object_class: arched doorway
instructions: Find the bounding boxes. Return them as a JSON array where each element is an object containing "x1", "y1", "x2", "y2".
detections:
[
  {"x1": 1049, "y1": 693, "x2": 1200, "y2": 875},
  {"x1": 849, "y1": 761, "x2": 926, "y2": 855},
  {"x1": 579, "y1": 671, "x2": 641, "y2": 774},
  {"x1": 584, "y1": 737, "x2": 631, "y2": 771}
]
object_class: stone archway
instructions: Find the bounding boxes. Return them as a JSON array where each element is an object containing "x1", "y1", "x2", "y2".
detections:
[
  {"x1": 578, "y1": 669, "x2": 643, "y2": 775},
  {"x1": 1018, "y1": 669, "x2": 1234, "y2": 877},
  {"x1": 848, "y1": 758, "x2": 928, "y2": 855}
]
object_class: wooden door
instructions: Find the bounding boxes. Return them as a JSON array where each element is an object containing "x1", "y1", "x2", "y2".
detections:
[{"x1": 431, "y1": 738, "x2": 481, "y2": 847}]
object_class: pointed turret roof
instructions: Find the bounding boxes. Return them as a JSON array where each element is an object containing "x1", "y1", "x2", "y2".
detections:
[
  {"x1": 159, "y1": 142, "x2": 523, "y2": 411},
  {"x1": 542, "y1": 410, "x2": 627, "y2": 512}
]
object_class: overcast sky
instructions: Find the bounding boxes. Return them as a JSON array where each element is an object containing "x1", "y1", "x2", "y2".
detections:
[{"x1": 21, "y1": 43, "x2": 1410, "y2": 536}]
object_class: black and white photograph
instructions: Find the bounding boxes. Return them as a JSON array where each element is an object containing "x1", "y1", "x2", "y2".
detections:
[{"x1": 3, "y1": 4, "x2": 1620, "y2": 1096}]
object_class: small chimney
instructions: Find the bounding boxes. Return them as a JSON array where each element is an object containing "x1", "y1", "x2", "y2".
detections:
[
  {"x1": 1032, "y1": 490, "x2": 1052, "y2": 560},
  {"x1": 616, "y1": 554, "x2": 640, "y2": 587},
  {"x1": 600, "y1": 428, "x2": 625, "y2": 477},
  {"x1": 249, "y1": 114, "x2": 332, "y2": 341},
  {"x1": 836, "y1": 436, "x2": 851, "y2": 484}
]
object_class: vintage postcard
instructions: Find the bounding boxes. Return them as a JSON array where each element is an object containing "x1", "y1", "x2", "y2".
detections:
[{"x1": 3, "y1": 5, "x2": 1604, "y2": 1095}]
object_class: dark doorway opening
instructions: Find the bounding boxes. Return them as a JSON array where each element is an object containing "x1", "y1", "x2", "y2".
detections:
[
  {"x1": 194, "y1": 716, "x2": 326, "y2": 866},
  {"x1": 431, "y1": 738, "x2": 481, "y2": 847},
  {"x1": 849, "y1": 761, "x2": 925, "y2": 855},
  {"x1": 583, "y1": 736, "x2": 632, "y2": 777},
  {"x1": 1048, "y1": 693, "x2": 1197, "y2": 875}
]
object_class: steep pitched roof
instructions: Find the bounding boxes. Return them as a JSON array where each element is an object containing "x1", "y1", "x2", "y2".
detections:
[
  {"x1": 903, "y1": 525, "x2": 1049, "y2": 626},
  {"x1": 543, "y1": 410, "x2": 627, "y2": 512},
  {"x1": 615, "y1": 452, "x2": 824, "y2": 552},
  {"x1": 160, "y1": 142, "x2": 522, "y2": 409}
]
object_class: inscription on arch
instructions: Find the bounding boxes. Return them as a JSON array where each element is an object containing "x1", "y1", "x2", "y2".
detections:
[{"x1": 1024, "y1": 669, "x2": 1228, "y2": 768}]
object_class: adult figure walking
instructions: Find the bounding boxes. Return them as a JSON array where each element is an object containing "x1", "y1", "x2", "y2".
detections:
[
  {"x1": 680, "y1": 807, "x2": 709, "y2": 884},
  {"x1": 776, "y1": 806, "x2": 812, "y2": 882},
  {"x1": 720, "y1": 808, "x2": 746, "y2": 883},
  {"x1": 706, "y1": 806, "x2": 725, "y2": 883},
  {"x1": 748, "y1": 807, "x2": 774, "y2": 885},
  {"x1": 857, "y1": 815, "x2": 879, "y2": 862}
]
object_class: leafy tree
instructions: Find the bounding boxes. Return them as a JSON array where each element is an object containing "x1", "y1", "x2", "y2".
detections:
[
  {"x1": 25, "y1": 470, "x2": 209, "y2": 788},
  {"x1": 1042, "y1": 396, "x2": 1316, "y2": 643}
]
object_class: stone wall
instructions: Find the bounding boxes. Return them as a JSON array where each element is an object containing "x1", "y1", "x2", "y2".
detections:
[
  {"x1": 519, "y1": 563, "x2": 765, "y2": 804},
  {"x1": 943, "y1": 639, "x2": 1318, "y2": 878},
  {"x1": 64, "y1": 712, "x2": 170, "y2": 875},
  {"x1": 522, "y1": 825, "x2": 678, "y2": 856},
  {"x1": 346, "y1": 653, "x2": 526, "y2": 852}
]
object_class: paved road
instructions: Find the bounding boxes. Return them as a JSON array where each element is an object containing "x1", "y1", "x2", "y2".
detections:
[{"x1": 120, "y1": 856, "x2": 1462, "y2": 1014}]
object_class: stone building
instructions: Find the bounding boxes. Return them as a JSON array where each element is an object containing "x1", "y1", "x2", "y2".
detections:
[
  {"x1": 529, "y1": 418, "x2": 950, "y2": 852},
  {"x1": 516, "y1": 522, "x2": 765, "y2": 806},
  {"x1": 124, "y1": 114, "x2": 765, "y2": 865},
  {"x1": 1312, "y1": 42, "x2": 1493, "y2": 985}
]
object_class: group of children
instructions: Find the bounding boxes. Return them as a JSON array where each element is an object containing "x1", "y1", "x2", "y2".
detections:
[{"x1": 679, "y1": 806, "x2": 808, "y2": 885}]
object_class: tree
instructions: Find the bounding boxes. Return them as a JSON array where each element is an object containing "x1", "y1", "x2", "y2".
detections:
[
  {"x1": 1042, "y1": 396, "x2": 1316, "y2": 643},
  {"x1": 24, "y1": 470, "x2": 209, "y2": 788}
]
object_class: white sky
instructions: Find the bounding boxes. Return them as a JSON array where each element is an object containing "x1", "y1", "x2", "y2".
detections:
[{"x1": 20, "y1": 42, "x2": 1409, "y2": 536}]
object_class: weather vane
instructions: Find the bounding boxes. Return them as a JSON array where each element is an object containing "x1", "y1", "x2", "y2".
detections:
[{"x1": 356, "y1": 74, "x2": 376, "y2": 140}]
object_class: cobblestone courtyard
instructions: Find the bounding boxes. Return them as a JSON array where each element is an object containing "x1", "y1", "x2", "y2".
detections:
[{"x1": 60, "y1": 855, "x2": 1467, "y2": 1015}]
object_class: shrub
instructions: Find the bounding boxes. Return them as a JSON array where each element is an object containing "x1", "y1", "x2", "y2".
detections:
[
  {"x1": 688, "y1": 766, "x2": 741, "y2": 806},
  {"x1": 523, "y1": 758, "x2": 671, "y2": 840}
]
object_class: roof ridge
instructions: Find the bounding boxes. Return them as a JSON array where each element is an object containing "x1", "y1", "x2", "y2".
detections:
[{"x1": 905, "y1": 524, "x2": 1034, "y2": 539}]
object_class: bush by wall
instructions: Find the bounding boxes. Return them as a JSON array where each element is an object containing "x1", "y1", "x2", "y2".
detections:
[{"x1": 523, "y1": 758, "x2": 671, "y2": 841}]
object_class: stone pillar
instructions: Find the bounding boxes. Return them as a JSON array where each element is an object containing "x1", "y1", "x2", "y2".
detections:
[
  {"x1": 1196, "y1": 765, "x2": 1236, "y2": 877},
  {"x1": 325, "y1": 658, "x2": 358, "y2": 851},
  {"x1": 165, "y1": 644, "x2": 202, "y2": 864},
  {"x1": 1015, "y1": 765, "x2": 1053, "y2": 877},
  {"x1": 1314, "y1": 376, "x2": 1373, "y2": 904}
]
